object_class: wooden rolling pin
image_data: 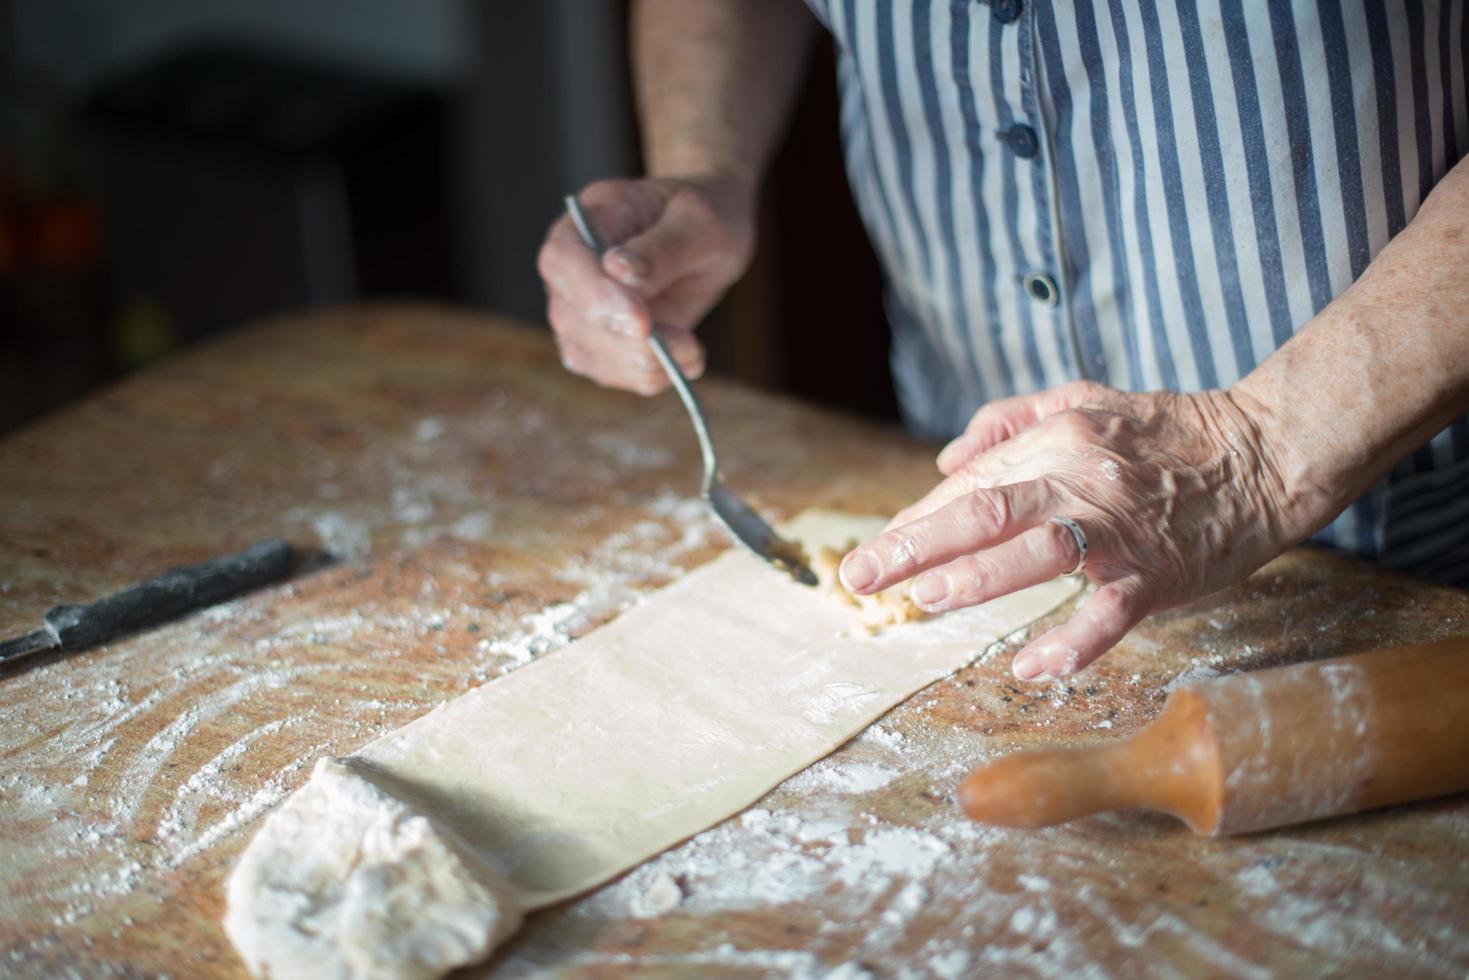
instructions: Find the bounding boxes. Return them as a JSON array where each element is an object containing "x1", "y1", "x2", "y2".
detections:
[{"x1": 960, "y1": 637, "x2": 1469, "y2": 835}]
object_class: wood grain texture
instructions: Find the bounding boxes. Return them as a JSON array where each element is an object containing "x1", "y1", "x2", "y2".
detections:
[
  {"x1": 958, "y1": 638, "x2": 1469, "y2": 835},
  {"x1": 1, "y1": 304, "x2": 1466, "y2": 978}
]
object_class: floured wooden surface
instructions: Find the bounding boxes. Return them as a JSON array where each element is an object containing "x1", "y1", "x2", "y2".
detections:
[
  {"x1": 223, "y1": 511, "x2": 1079, "y2": 976},
  {"x1": 1, "y1": 305, "x2": 1467, "y2": 978}
]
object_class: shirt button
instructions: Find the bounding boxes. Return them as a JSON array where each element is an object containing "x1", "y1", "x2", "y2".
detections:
[
  {"x1": 1023, "y1": 271, "x2": 1059, "y2": 307},
  {"x1": 1005, "y1": 123, "x2": 1039, "y2": 159},
  {"x1": 992, "y1": 0, "x2": 1024, "y2": 25}
]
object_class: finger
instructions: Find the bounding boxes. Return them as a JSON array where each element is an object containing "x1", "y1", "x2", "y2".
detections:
[
  {"x1": 884, "y1": 467, "x2": 989, "y2": 534},
  {"x1": 550, "y1": 277, "x2": 707, "y2": 392},
  {"x1": 575, "y1": 312, "x2": 704, "y2": 380},
  {"x1": 555, "y1": 334, "x2": 591, "y2": 375},
  {"x1": 550, "y1": 296, "x2": 669, "y2": 393},
  {"x1": 936, "y1": 381, "x2": 1109, "y2": 475},
  {"x1": 548, "y1": 292, "x2": 639, "y2": 361},
  {"x1": 908, "y1": 517, "x2": 1085, "y2": 614},
  {"x1": 654, "y1": 324, "x2": 707, "y2": 379},
  {"x1": 538, "y1": 216, "x2": 653, "y2": 340},
  {"x1": 599, "y1": 327, "x2": 706, "y2": 391},
  {"x1": 1009, "y1": 578, "x2": 1148, "y2": 682},
  {"x1": 566, "y1": 321, "x2": 704, "y2": 393},
  {"x1": 890, "y1": 405, "x2": 1098, "y2": 532},
  {"x1": 936, "y1": 395, "x2": 1048, "y2": 475},
  {"x1": 603, "y1": 194, "x2": 719, "y2": 296},
  {"x1": 839, "y1": 482, "x2": 1056, "y2": 595},
  {"x1": 563, "y1": 334, "x2": 703, "y2": 396}
]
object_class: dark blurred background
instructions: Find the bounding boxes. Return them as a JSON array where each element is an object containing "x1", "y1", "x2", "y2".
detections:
[{"x1": 0, "y1": 0, "x2": 896, "y2": 435}]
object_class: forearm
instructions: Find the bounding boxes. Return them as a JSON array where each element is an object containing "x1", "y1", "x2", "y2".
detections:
[
  {"x1": 1236, "y1": 155, "x2": 1469, "y2": 541},
  {"x1": 632, "y1": 0, "x2": 816, "y2": 192}
]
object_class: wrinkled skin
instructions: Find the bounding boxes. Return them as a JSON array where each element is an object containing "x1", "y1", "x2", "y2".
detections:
[
  {"x1": 536, "y1": 175, "x2": 754, "y2": 395},
  {"x1": 839, "y1": 381, "x2": 1296, "y2": 682}
]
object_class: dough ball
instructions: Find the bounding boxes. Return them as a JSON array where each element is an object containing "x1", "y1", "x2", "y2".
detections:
[
  {"x1": 634, "y1": 872, "x2": 683, "y2": 917},
  {"x1": 224, "y1": 757, "x2": 523, "y2": 980}
]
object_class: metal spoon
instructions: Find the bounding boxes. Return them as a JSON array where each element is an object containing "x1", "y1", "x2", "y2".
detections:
[{"x1": 563, "y1": 194, "x2": 817, "y2": 586}]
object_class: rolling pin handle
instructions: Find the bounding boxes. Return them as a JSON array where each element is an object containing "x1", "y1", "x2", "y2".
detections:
[
  {"x1": 959, "y1": 742, "x2": 1137, "y2": 829},
  {"x1": 959, "y1": 691, "x2": 1223, "y2": 833}
]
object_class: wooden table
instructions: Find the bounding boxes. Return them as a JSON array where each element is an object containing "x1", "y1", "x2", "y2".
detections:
[{"x1": 2, "y1": 305, "x2": 1466, "y2": 979}]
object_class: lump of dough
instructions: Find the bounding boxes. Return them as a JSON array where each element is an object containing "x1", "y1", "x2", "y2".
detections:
[
  {"x1": 812, "y1": 541, "x2": 928, "y2": 636},
  {"x1": 224, "y1": 757, "x2": 523, "y2": 980},
  {"x1": 633, "y1": 872, "x2": 683, "y2": 917}
]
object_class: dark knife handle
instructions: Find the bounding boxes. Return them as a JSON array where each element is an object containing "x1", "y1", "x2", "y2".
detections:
[{"x1": 42, "y1": 539, "x2": 295, "y2": 651}]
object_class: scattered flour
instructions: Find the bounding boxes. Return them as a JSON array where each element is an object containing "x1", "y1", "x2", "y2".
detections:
[
  {"x1": 414, "y1": 416, "x2": 446, "y2": 442},
  {"x1": 594, "y1": 432, "x2": 674, "y2": 471},
  {"x1": 311, "y1": 512, "x2": 372, "y2": 561},
  {"x1": 471, "y1": 496, "x2": 719, "y2": 678},
  {"x1": 1166, "y1": 664, "x2": 1224, "y2": 692},
  {"x1": 7, "y1": 397, "x2": 1465, "y2": 977},
  {"x1": 785, "y1": 758, "x2": 901, "y2": 796}
]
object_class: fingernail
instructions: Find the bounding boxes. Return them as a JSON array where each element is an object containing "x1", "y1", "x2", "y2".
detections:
[
  {"x1": 1012, "y1": 649, "x2": 1046, "y2": 681},
  {"x1": 610, "y1": 314, "x2": 639, "y2": 337},
  {"x1": 840, "y1": 551, "x2": 878, "y2": 592},
  {"x1": 912, "y1": 573, "x2": 949, "y2": 610},
  {"x1": 606, "y1": 247, "x2": 645, "y2": 285}
]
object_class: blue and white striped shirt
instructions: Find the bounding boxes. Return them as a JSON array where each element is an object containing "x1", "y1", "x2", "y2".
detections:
[{"x1": 804, "y1": 0, "x2": 1469, "y2": 587}]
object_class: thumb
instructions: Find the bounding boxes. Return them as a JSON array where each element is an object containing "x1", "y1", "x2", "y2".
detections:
[{"x1": 602, "y1": 203, "x2": 711, "y2": 296}]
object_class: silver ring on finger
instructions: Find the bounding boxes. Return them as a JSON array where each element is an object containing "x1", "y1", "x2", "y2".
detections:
[{"x1": 1048, "y1": 516, "x2": 1089, "y2": 575}]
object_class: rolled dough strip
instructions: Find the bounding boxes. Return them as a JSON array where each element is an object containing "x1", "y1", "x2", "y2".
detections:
[{"x1": 224, "y1": 511, "x2": 1080, "y2": 978}]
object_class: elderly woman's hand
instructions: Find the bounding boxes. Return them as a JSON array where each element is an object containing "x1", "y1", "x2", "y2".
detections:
[
  {"x1": 839, "y1": 381, "x2": 1302, "y2": 682},
  {"x1": 536, "y1": 175, "x2": 755, "y2": 395}
]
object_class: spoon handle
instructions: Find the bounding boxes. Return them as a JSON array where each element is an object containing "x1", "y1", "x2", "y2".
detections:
[{"x1": 562, "y1": 194, "x2": 718, "y2": 486}]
